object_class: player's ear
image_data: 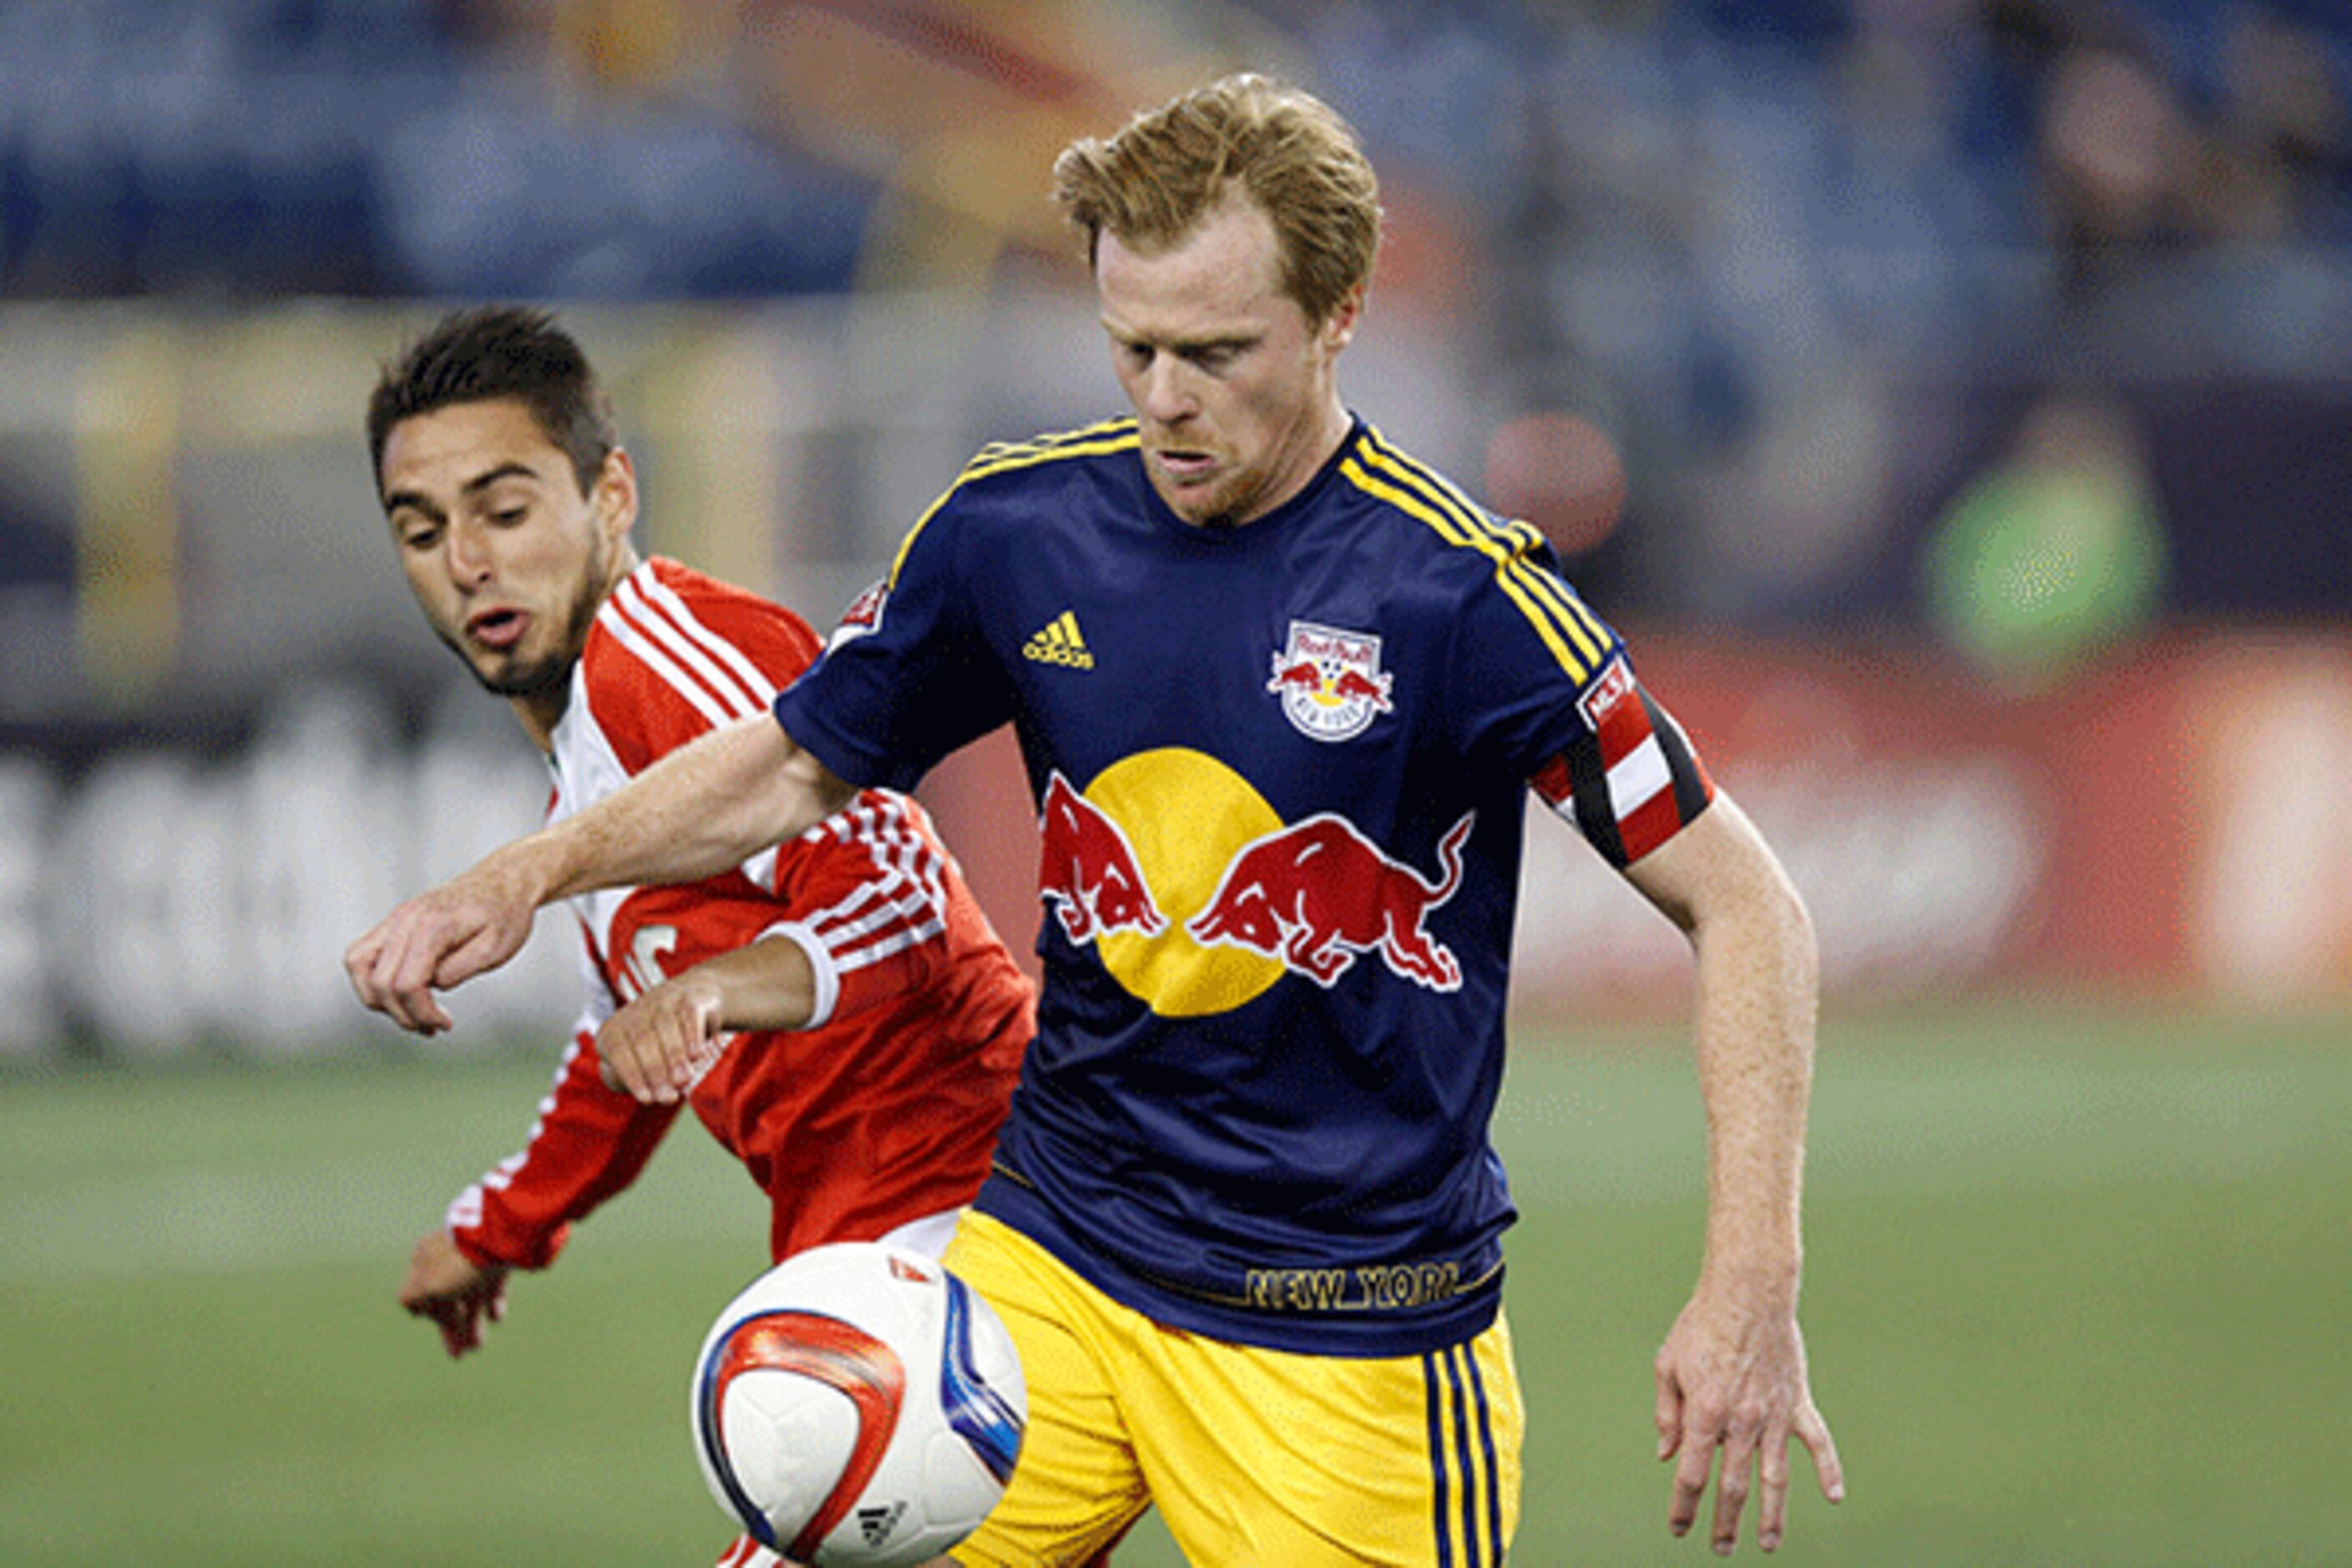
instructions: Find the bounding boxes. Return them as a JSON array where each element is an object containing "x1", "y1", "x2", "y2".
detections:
[
  {"x1": 1319, "y1": 283, "x2": 1365, "y2": 356},
  {"x1": 591, "y1": 447, "x2": 639, "y2": 545}
]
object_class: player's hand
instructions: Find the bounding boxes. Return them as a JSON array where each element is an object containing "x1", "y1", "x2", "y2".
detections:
[
  {"x1": 1653, "y1": 1287, "x2": 1843, "y2": 1554},
  {"x1": 597, "y1": 973, "x2": 728, "y2": 1104},
  {"x1": 345, "y1": 853, "x2": 544, "y2": 1034},
  {"x1": 398, "y1": 1228, "x2": 512, "y2": 1360}
]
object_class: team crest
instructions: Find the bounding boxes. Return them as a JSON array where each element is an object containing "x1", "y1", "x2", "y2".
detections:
[
  {"x1": 827, "y1": 579, "x2": 888, "y2": 650},
  {"x1": 1267, "y1": 620, "x2": 1394, "y2": 742}
]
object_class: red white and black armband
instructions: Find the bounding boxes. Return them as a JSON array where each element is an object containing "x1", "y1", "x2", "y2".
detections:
[{"x1": 1531, "y1": 657, "x2": 1713, "y2": 868}]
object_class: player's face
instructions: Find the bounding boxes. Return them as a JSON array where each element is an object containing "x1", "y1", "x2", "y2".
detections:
[
  {"x1": 377, "y1": 398, "x2": 635, "y2": 717},
  {"x1": 1096, "y1": 195, "x2": 1359, "y2": 529}
]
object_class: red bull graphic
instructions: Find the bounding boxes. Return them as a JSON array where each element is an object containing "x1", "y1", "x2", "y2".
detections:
[
  {"x1": 1329, "y1": 666, "x2": 1393, "y2": 708},
  {"x1": 1037, "y1": 771, "x2": 1166, "y2": 943},
  {"x1": 1269, "y1": 657, "x2": 1322, "y2": 695},
  {"x1": 1187, "y1": 811, "x2": 1475, "y2": 990},
  {"x1": 1267, "y1": 621, "x2": 1394, "y2": 742}
]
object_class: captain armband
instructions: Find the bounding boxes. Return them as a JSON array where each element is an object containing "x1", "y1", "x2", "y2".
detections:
[{"x1": 1530, "y1": 657, "x2": 1712, "y2": 869}]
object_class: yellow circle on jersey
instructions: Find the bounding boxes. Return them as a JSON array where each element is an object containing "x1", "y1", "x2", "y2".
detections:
[{"x1": 1086, "y1": 748, "x2": 1287, "y2": 1017}]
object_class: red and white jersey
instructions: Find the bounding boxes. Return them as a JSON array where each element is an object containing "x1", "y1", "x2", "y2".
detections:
[{"x1": 447, "y1": 557, "x2": 1032, "y2": 1269}]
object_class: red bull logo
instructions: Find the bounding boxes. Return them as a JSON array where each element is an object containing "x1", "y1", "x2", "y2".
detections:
[
  {"x1": 1329, "y1": 666, "x2": 1393, "y2": 707},
  {"x1": 1037, "y1": 751, "x2": 1475, "y2": 1014},
  {"x1": 1267, "y1": 621, "x2": 1394, "y2": 742},
  {"x1": 1037, "y1": 771, "x2": 1166, "y2": 943},
  {"x1": 1268, "y1": 658, "x2": 1322, "y2": 694},
  {"x1": 1187, "y1": 811, "x2": 1475, "y2": 991}
]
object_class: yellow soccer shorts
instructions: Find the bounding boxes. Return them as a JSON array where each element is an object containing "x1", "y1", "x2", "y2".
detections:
[{"x1": 943, "y1": 1208, "x2": 1523, "y2": 1567}]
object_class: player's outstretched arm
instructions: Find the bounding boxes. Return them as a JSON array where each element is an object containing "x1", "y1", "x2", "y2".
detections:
[
  {"x1": 345, "y1": 715, "x2": 853, "y2": 1034},
  {"x1": 1622, "y1": 794, "x2": 1844, "y2": 1555},
  {"x1": 596, "y1": 933, "x2": 817, "y2": 1104},
  {"x1": 398, "y1": 1227, "x2": 513, "y2": 1360}
]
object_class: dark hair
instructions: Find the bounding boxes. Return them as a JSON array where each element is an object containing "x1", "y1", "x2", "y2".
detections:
[{"x1": 366, "y1": 306, "x2": 619, "y2": 497}]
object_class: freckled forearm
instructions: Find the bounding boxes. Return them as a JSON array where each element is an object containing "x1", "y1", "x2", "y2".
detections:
[
  {"x1": 524, "y1": 716, "x2": 844, "y2": 903},
  {"x1": 1691, "y1": 868, "x2": 1818, "y2": 1302}
]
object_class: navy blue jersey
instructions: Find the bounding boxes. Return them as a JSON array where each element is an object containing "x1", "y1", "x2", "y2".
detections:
[{"x1": 773, "y1": 415, "x2": 1710, "y2": 1355}]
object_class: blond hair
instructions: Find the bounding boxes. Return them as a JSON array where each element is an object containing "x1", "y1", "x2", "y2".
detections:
[{"x1": 1052, "y1": 73, "x2": 1381, "y2": 324}]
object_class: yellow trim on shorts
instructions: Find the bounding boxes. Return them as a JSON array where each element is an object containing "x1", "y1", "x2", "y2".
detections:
[
  {"x1": 1424, "y1": 1332, "x2": 1513, "y2": 1567},
  {"x1": 944, "y1": 1209, "x2": 1522, "y2": 1565}
]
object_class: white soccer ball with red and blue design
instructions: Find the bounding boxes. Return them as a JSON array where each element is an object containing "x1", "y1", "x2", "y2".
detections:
[{"x1": 690, "y1": 1242, "x2": 1025, "y2": 1567}]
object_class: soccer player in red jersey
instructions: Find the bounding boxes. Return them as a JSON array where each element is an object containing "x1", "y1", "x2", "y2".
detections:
[{"x1": 365, "y1": 307, "x2": 1034, "y2": 1568}]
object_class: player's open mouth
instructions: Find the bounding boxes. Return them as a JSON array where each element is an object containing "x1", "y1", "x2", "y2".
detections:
[
  {"x1": 467, "y1": 608, "x2": 528, "y2": 650},
  {"x1": 1153, "y1": 450, "x2": 1216, "y2": 483}
]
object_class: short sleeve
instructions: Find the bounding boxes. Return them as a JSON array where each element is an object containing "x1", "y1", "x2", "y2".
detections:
[
  {"x1": 772, "y1": 493, "x2": 1018, "y2": 792},
  {"x1": 1439, "y1": 529, "x2": 1713, "y2": 867},
  {"x1": 1444, "y1": 525, "x2": 1629, "y2": 776},
  {"x1": 584, "y1": 561, "x2": 823, "y2": 776}
]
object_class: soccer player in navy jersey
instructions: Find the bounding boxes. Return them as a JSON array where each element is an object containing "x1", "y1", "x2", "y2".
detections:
[{"x1": 351, "y1": 76, "x2": 1844, "y2": 1563}]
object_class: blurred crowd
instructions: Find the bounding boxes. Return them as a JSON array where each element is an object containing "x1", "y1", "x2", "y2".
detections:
[
  {"x1": 1289, "y1": 0, "x2": 2351, "y2": 679},
  {"x1": 1, "y1": 0, "x2": 2348, "y2": 685}
]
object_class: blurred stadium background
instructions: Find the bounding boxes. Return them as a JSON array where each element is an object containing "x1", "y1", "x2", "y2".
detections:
[{"x1": 3, "y1": 1, "x2": 2348, "y2": 1563}]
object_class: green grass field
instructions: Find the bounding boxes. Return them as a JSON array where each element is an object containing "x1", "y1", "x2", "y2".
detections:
[{"x1": 4, "y1": 1002, "x2": 2347, "y2": 1565}]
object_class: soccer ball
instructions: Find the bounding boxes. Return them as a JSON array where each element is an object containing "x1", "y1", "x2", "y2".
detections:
[{"x1": 690, "y1": 1242, "x2": 1026, "y2": 1567}]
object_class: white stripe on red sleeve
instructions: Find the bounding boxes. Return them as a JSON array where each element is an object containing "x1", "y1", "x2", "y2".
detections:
[
  {"x1": 445, "y1": 1021, "x2": 594, "y2": 1227},
  {"x1": 776, "y1": 794, "x2": 953, "y2": 1018},
  {"x1": 598, "y1": 600, "x2": 735, "y2": 730},
  {"x1": 635, "y1": 569, "x2": 778, "y2": 705},
  {"x1": 816, "y1": 798, "x2": 949, "y2": 973},
  {"x1": 607, "y1": 574, "x2": 762, "y2": 722}
]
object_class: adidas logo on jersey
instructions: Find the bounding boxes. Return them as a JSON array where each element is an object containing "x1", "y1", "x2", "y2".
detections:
[{"x1": 1023, "y1": 611, "x2": 1095, "y2": 669}]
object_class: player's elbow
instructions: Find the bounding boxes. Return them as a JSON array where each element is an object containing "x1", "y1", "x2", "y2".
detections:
[
  {"x1": 1722, "y1": 824, "x2": 1813, "y2": 951},
  {"x1": 766, "y1": 722, "x2": 859, "y2": 836},
  {"x1": 1763, "y1": 873, "x2": 1819, "y2": 996},
  {"x1": 1683, "y1": 810, "x2": 1817, "y2": 991},
  {"x1": 677, "y1": 717, "x2": 838, "y2": 862}
]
